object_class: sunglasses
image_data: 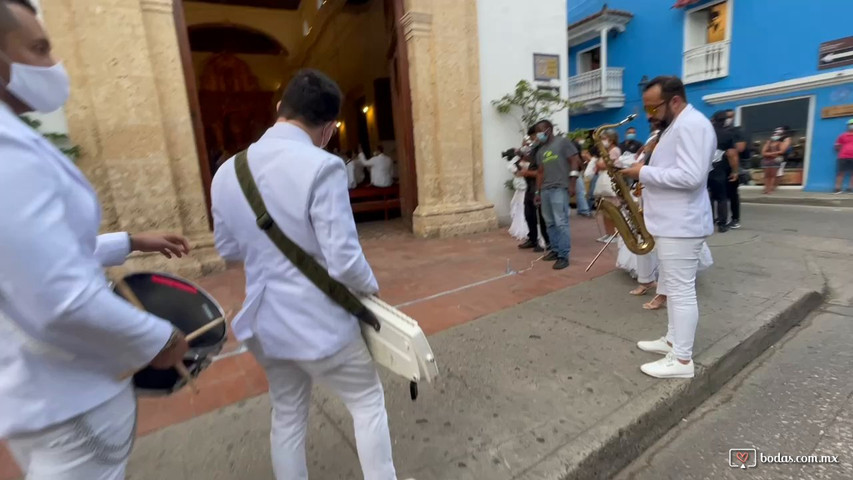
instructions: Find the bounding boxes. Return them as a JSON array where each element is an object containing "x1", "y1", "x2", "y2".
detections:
[{"x1": 644, "y1": 101, "x2": 667, "y2": 116}]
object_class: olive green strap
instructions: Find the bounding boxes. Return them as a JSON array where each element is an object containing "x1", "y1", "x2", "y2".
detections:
[{"x1": 233, "y1": 150, "x2": 378, "y2": 330}]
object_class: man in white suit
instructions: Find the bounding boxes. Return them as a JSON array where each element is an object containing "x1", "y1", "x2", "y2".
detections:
[
  {"x1": 621, "y1": 76, "x2": 715, "y2": 379},
  {"x1": 211, "y1": 69, "x2": 399, "y2": 480},
  {"x1": 361, "y1": 145, "x2": 394, "y2": 188},
  {"x1": 0, "y1": 1, "x2": 192, "y2": 478}
]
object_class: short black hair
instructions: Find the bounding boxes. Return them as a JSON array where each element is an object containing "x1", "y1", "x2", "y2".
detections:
[
  {"x1": 711, "y1": 110, "x2": 728, "y2": 126},
  {"x1": 643, "y1": 75, "x2": 687, "y2": 103},
  {"x1": 377, "y1": 145, "x2": 384, "y2": 153},
  {"x1": 527, "y1": 126, "x2": 536, "y2": 135},
  {"x1": 277, "y1": 69, "x2": 342, "y2": 128},
  {"x1": 534, "y1": 119, "x2": 554, "y2": 130},
  {"x1": 626, "y1": 126, "x2": 637, "y2": 132}
]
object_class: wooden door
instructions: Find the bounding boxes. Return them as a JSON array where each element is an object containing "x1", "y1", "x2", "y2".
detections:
[
  {"x1": 384, "y1": 0, "x2": 418, "y2": 227},
  {"x1": 173, "y1": 0, "x2": 213, "y2": 229}
]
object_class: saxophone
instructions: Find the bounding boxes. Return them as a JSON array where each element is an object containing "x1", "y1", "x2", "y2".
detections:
[{"x1": 592, "y1": 114, "x2": 655, "y2": 255}]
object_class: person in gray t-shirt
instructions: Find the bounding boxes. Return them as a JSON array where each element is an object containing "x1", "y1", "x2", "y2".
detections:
[{"x1": 534, "y1": 120, "x2": 581, "y2": 270}]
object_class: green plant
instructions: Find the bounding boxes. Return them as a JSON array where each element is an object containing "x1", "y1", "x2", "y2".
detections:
[
  {"x1": 21, "y1": 116, "x2": 80, "y2": 162},
  {"x1": 504, "y1": 179, "x2": 516, "y2": 191},
  {"x1": 492, "y1": 80, "x2": 583, "y2": 134}
]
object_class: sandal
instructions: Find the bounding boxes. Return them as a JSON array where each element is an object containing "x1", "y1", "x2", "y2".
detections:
[
  {"x1": 629, "y1": 282, "x2": 656, "y2": 296},
  {"x1": 643, "y1": 295, "x2": 667, "y2": 310}
]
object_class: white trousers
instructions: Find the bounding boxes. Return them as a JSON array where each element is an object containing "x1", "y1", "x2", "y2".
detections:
[
  {"x1": 7, "y1": 385, "x2": 136, "y2": 480},
  {"x1": 249, "y1": 336, "x2": 397, "y2": 480},
  {"x1": 656, "y1": 236, "x2": 705, "y2": 361},
  {"x1": 636, "y1": 247, "x2": 659, "y2": 285}
]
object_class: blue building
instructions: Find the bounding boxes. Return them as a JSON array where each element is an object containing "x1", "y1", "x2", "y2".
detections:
[{"x1": 567, "y1": 0, "x2": 853, "y2": 191}]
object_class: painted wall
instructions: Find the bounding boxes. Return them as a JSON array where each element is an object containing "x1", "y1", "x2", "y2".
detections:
[
  {"x1": 567, "y1": 0, "x2": 853, "y2": 191},
  {"x1": 478, "y1": 0, "x2": 570, "y2": 225}
]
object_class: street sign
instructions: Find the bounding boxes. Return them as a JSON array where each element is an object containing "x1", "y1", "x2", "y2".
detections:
[
  {"x1": 819, "y1": 36, "x2": 853, "y2": 70},
  {"x1": 821, "y1": 104, "x2": 853, "y2": 119},
  {"x1": 533, "y1": 54, "x2": 560, "y2": 81}
]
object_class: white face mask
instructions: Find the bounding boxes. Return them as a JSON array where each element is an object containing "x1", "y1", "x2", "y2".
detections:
[
  {"x1": 724, "y1": 118, "x2": 734, "y2": 128},
  {"x1": 602, "y1": 139, "x2": 611, "y2": 147},
  {"x1": 0, "y1": 52, "x2": 70, "y2": 113}
]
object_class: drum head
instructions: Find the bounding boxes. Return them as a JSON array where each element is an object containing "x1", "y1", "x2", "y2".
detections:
[{"x1": 114, "y1": 272, "x2": 227, "y2": 394}]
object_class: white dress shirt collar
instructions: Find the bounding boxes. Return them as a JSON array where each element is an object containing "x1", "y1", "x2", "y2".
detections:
[{"x1": 262, "y1": 121, "x2": 316, "y2": 146}]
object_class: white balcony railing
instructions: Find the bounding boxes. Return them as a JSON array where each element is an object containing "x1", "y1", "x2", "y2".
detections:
[
  {"x1": 568, "y1": 67, "x2": 625, "y2": 104},
  {"x1": 683, "y1": 41, "x2": 730, "y2": 84}
]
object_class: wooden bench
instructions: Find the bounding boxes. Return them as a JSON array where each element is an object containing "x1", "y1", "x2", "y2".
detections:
[{"x1": 349, "y1": 184, "x2": 401, "y2": 220}]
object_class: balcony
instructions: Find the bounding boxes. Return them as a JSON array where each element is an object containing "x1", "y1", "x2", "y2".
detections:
[
  {"x1": 683, "y1": 41, "x2": 730, "y2": 84},
  {"x1": 568, "y1": 67, "x2": 625, "y2": 114}
]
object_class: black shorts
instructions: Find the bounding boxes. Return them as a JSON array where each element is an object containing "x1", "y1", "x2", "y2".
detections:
[{"x1": 839, "y1": 158, "x2": 853, "y2": 173}]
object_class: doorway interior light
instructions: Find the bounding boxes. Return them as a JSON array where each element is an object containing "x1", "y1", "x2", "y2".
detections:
[
  {"x1": 362, "y1": 106, "x2": 370, "y2": 114},
  {"x1": 336, "y1": 121, "x2": 342, "y2": 128}
]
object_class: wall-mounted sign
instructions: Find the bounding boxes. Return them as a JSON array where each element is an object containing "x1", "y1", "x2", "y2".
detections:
[
  {"x1": 821, "y1": 104, "x2": 853, "y2": 119},
  {"x1": 533, "y1": 54, "x2": 560, "y2": 81},
  {"x1": 819, "y1": 36, "x2": 853, "y2": 70}
]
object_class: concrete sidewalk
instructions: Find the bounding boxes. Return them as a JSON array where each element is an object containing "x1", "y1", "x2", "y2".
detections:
[
  {"x1": 125, "y1": 223, "x2": 829, "y2": 480},
  {"x1": 740, "y1": 189, "x2": 853, "y2": 208}
]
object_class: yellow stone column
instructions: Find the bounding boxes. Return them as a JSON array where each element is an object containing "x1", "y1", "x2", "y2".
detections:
[
  {"x1": 403, "y1": 0, "x2": 497, "y2": 238},
  {"x1": 40, "y1": 0, "x2": 223, "y2": 278}
]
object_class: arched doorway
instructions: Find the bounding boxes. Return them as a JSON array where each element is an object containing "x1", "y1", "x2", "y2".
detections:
[
  {"x1": 175, "y1": 0, "x2": 417, "y2": 226},
  {"x1": 189, "y1": 23, "x2": 284, "y2": 176}
]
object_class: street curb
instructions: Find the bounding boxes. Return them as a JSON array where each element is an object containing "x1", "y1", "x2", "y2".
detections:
[
  {"x1": 526, "y1": 287, "x2": 826, "y2": 480},
  {"x1": 740, "y1": 196, "x2": 853, "y2": 208}
]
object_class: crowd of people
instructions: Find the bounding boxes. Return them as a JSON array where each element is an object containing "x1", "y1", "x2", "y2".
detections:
[{"x1": 333, "y1": 145, "x2": 396, "y2": 190}]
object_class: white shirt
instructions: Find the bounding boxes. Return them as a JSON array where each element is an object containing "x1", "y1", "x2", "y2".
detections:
[
  {"x1": 361, "y1": 153, "x2": 394, "y2": 188},
  {"x1": 346, "y1": 158, "x2": 365, "y2": 189},
  {"x1": 639, "y1": 104, "x2": 716, "y2": 238},
  {"x1": 0, "y1": 103, "x2": 173, "y2": 438},
  {"x1": 211, "y1": 123, "x2": 379, "y2": 361}
]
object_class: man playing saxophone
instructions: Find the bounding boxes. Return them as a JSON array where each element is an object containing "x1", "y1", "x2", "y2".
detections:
[{"x1": 620, "y1": 76, "x2": 715, "y2": 379}]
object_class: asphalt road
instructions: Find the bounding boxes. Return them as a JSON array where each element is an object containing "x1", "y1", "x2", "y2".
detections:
[{"x1": 616, "y1": 204, "x2": 853, "y2": 480}]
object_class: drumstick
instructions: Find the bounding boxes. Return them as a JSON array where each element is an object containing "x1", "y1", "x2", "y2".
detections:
[
  {"x1": 115, "y1": 279, "x2": 198, "y2": 393},
  {"x1": 585, "y1": 232, "x2": 617, "y2": 272},
  {"x1": 186, "y1": 317, "x2": 226, "y2": 343}
]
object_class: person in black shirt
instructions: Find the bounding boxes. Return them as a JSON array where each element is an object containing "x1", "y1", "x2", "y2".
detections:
[
  {"x1": 723, "y1": 109, "x2": 746, "y2": 228},
  {"x1": 620, "y1": 126, "x2": 643, "y2": 155},
  {"x1": 517, "y1": 126, "x2": 550, "y2": 252},
  {"x1": 709, "y1": 111, "x2": 739, "y2": 232}
]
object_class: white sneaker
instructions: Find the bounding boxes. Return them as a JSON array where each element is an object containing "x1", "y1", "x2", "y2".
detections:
[
  {"x1": 640, "y1": 352, "x2": 694, "y2": 379},
  {"x1": 637, "y1": 336, "x2": 672, "y2": 355}
]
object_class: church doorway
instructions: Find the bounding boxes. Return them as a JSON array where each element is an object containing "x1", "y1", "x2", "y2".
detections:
[{"x1": 175, "y1": 0, "x2": 417, "y2": 227}]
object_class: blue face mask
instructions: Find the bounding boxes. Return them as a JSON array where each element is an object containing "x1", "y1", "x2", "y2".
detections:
[
  {"x1": 537, "y1": 132, "x2": 549, "y2": 143},
  {"x1": 626, "y1": 133, "x2": 637, "y2": 140}
]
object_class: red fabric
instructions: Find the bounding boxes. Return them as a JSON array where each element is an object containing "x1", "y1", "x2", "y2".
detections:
[
  {"x1": 837, "y1": 131, "x2": 853, "y2": 159},
  {"x1": 673, "y1": 0, "x2": 701, "y2": 8}
]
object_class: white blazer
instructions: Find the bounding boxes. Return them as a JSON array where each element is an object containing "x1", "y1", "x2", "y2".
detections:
[
  {"x1": 361, "y1": 153, "x2": 394, "y2": 188},
  {"x1": 639, "y1": 104, "x2": 716, "y2": 238},
  {"x1": 0, "y1": 104, "x2": 173, "y2": 438},
  {"x1": 211, "y1": 123, "x2": 379, "y2": 362}
]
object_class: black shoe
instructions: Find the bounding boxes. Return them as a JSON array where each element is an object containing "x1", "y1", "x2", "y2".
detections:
[
  {"x1": 553, "y1": 258, "x2": 569, "y2": 270},
  {"x1": 518, "y1": 240, "x2": 536, "y2": 249},
  {"x1": 543, "y1": 251, "x2": 558, "y2": 261},
  {"x1": 717, "y1": 224, "x2": 729, "y2": 233},
  {"x1": 532, "y1": 245, "x2": 545, "y2": 253}
]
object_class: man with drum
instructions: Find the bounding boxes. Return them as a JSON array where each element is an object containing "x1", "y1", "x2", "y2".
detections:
[
  {"x1": 212, "y1": 69, "x2": 400, "y2": 480},
  {"x1": 0, "y1": 1, "x2": 192, "y2": 477}
]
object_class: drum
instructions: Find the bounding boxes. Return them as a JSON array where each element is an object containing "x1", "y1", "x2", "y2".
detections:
[{"x1": 112, "y1": 272, "x2": 227, "y2": 396}]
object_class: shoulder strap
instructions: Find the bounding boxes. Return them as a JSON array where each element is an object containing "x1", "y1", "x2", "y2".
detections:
[{"x1": 233, "y1": 150, "x2": 379, "y2": 331}]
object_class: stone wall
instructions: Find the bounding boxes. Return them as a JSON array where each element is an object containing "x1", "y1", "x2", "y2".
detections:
[
  {"x1": 40, "y1": 0, "x2": 224, "y2": 279},
  {"x1": 403, "y1": 0, "x2": 498, "y2": 237}
]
